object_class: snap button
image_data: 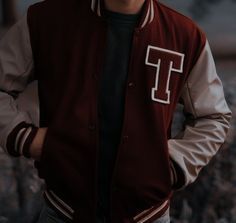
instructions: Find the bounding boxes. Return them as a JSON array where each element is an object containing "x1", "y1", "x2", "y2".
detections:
[
  {"x1": 123, "y1": 135, "x2": 129, "y2": 143},
  {"x1": 88, "y1": 124, "x2": 96, "y2": 131},
  {"x1": 128, "y1": 82, "x2": 135, "y2": 87}
]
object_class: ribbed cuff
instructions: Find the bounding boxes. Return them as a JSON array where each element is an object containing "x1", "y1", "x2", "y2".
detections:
[
  {"x1": 6, "y1": 122, "x2": 38, "y2": 158},
  {"x1": 22, "y1": 126, "x2": 38, "y2": 158}
]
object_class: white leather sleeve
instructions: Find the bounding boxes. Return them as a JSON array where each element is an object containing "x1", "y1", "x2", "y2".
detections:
[
  {"x1": 0, "y1": 14, "x2": 35, "y2": 153},
  {"x1": 168, "y1": 41, "x2": 232, "y2": 189}
]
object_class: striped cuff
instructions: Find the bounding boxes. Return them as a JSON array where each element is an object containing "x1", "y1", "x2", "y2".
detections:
[
  {"x1": 22, "y1": 126, "x2": 38, "y2": 158},
  {"x1": 6, "y1": 121, "x2": 38, "y2": 158}
]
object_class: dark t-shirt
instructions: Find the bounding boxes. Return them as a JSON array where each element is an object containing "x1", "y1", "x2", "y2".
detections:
[{"x1": 97, "y1": 10, "x2": 139, "y2": 218}]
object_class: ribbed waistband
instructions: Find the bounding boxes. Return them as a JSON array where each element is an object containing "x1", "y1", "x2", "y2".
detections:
[{"x1": 44, "y1": 188, "x2": 169, "y2": 223}]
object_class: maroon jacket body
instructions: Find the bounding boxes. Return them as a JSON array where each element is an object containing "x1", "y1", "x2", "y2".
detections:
[
  {"x1": 26, "y1": 0, "x2": 205, "y2": 222},
  {"x1": 0, "y1": 0, "x2": 232, "y2": 221}
]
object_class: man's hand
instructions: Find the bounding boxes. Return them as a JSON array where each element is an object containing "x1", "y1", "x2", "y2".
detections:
[{"x1": 29, "y1": 127, "x2": 48, "y2": 161}]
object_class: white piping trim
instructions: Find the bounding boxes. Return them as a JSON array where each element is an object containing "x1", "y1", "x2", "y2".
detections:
[
  {"x1": 150, "y1": 0, "x2": 155, "y2": 24},
  {"x1": 15, "y1": 127, "x2": 26, "y2": 154},
  {"x1": 19, "y1": 127, "x2": 32, "y2": 155},
  {"x1": 134, "y1": 200, "x2": 169, "y2": 223},
  {"x1": 141, "y1": 2, "x2": 151, "y2": 28},
  {"x1": 45, "y1": 190, "x2": 73, "y2": 220},
  {"x1": 91, "y1": 0, "x2": 96, "y2": 11},
  {"x1": 134, "y1": 207, "x2": 151, "y2": 221},
  {"x1": 49, "y1": 190, "x2": 74, "y2": 213}
]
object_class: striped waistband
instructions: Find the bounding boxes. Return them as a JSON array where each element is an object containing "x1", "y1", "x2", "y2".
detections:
[
  {"x1": 44, "y1": 189, "x2": 169, "y2": 223},
  {"x1": 44, "y1": 189, "x2": 74, "y2": 220},
  {"x1": 133, "y1": 200, "x2": 169, "y2": 223}
]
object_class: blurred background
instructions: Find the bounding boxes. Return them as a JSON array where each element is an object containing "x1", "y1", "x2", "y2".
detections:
[{"x1": 0, "y1": 0, "x2": 235, "y2": 222}]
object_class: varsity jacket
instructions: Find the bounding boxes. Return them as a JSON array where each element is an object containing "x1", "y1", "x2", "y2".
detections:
[{"x1": 0, "y1": 0, "x2": 232, "y2": 222}]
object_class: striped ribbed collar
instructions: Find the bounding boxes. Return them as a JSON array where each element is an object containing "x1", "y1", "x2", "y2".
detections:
[{"x1": 91, "y1": 0, "x2": 155, "y2": 29}]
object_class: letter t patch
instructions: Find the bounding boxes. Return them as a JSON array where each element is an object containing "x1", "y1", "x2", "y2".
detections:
[{"x1": 145, "y1": 45, "x2": 185, "y2": 104}]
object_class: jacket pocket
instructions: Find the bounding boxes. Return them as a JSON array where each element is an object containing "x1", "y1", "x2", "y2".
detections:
[
  {"x1": 168, "y1": 158, "x2": 186, "y2": 190},
  {"x1": 169, "y1": 159, "x2": 177, "y2": 188}
]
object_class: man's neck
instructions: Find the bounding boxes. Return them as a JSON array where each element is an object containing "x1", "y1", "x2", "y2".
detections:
[{"x1": 104, "y1": 0, "x2": 145, "y2": 14}]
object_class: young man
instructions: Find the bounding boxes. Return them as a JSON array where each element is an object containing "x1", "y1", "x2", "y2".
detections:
[{"x1": 0, "y1": 0, "x2": 231, "y2": 222}]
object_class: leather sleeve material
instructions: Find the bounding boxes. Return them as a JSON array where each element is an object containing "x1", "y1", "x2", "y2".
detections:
[
  {"x1": 168, "y1": 41, "x2": 232, "y2": 190},
  {"x1": 0, "y1": 14, "x2": 36, "y2": 156}
]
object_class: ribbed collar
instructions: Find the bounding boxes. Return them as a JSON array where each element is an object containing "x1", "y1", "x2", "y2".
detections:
[{"x1": 91, "y1": 0, "x2": 155, "y2": 29}]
